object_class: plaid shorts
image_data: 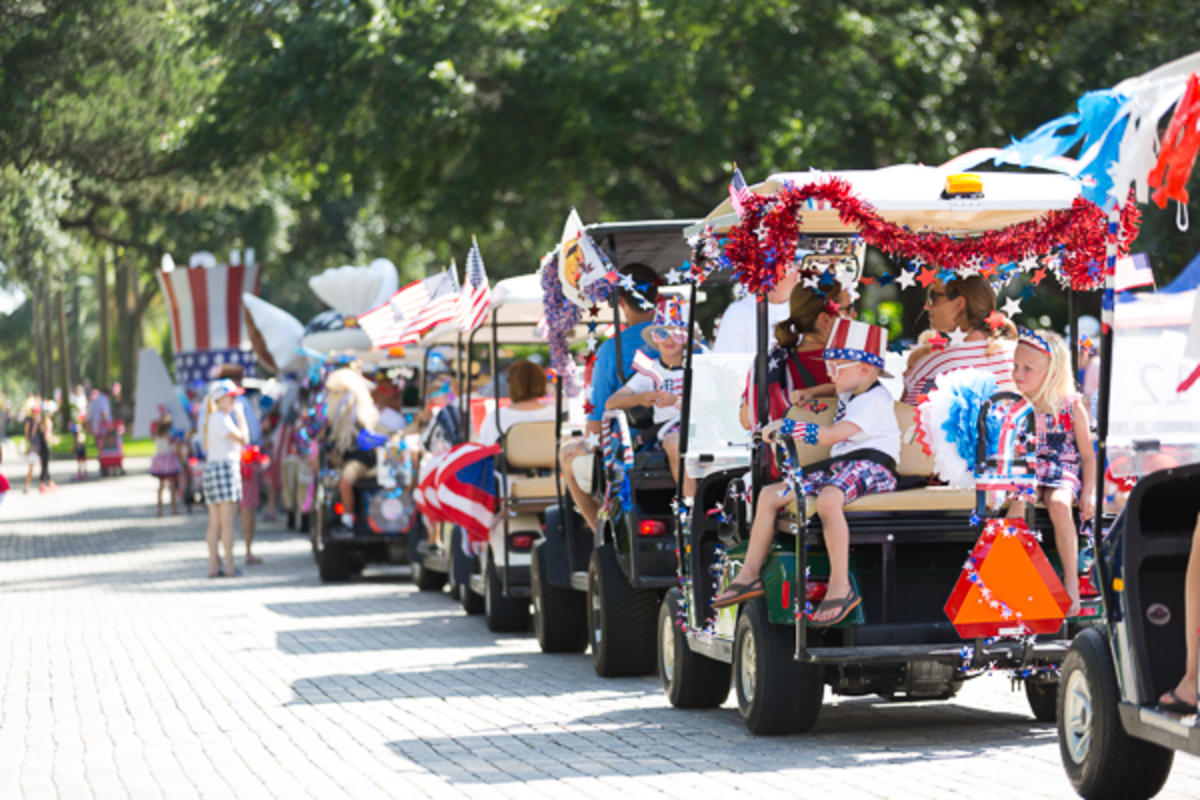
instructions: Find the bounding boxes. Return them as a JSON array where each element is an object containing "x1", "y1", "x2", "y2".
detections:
[
  {"x1": 803, "y1": 459, "x2": 897, "y2": 504},
  {"x1": 203, "y1": 460, "x2": 243, "y2": 505}
]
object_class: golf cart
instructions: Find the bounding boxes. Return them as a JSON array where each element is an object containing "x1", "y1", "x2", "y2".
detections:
[
  {"x1": 1054, "y1": 279, "x2": 1200, "y2": 798},
  {"x1": 308, "y1": 349, "x2": 425, "y2": 582},
  {"x1": 660, "y1": 162, "x2": 1118, "y2": 734},
  {"x1": 450, "y1": 273, "x2": 590, "y2": 632},
  {"x1": 533, "y1": 218, "x2": 702, "y2": 675}
]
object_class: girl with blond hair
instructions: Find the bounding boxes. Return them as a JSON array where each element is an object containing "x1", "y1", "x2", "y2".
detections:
[
  {"x1": 203, "y1": 380, "x2": 250, "y2": 578},
  {"x1": 1007, "y1": 328, "x2": 1096, "y2": 616}
]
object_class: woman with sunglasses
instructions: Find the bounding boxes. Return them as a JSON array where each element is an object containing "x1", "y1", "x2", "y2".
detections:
[
  {"x1": 901, "y1": 275, "x2": 1017, "y2": 404},
  {"x1": 738, "y1": 284, "x2": 853, "y2": 430}
]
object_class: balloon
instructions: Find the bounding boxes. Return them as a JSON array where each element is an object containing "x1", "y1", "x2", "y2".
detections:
[{"x1": 308, "y1": 258, "x2": 399, "y2": 316}]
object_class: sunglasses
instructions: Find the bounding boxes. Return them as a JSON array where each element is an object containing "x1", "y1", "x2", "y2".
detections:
[
  {"x1": 650, "y1": 327, "x2": 686, "y2": 343},
  {"x1": 925, "y1": 289, "x2": 949, "y2": 305}
]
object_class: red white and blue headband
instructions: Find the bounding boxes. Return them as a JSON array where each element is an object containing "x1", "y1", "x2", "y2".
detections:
[{"x1": 1017, "y1": 327, "x2": 1052, "y2": 357}]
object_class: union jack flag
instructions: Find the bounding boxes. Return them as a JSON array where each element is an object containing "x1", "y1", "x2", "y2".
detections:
[
  {"x1": 458, "y1": 237, "x2": 492, "y2": 334},
  {"x1": 729, "y1": 163, "x2": 752, "y2": 218},
  {"x1": 357, "y1": 266, "x2": 461, "y2": 349}
]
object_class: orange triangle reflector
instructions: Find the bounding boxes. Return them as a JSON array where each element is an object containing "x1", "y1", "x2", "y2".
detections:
[{"x1": 945, "y1": 518, "x2": 1070, "y2": 638}]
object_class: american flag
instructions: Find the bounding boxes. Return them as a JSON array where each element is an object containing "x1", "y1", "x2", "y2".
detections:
[
  {"x1": 457, "y1": 237, "x2": 492, "y2": 333},
  {"x1": 729, "y1": 163, "x2": 752, "y2": 218},
  {"x1": 358, "y1": 266, "x2": 461, "y2": 348}
]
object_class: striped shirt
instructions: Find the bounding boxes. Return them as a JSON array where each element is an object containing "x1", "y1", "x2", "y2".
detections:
[{"x1": 901, "y1": 339, "x2": 1016, "y2": 404}]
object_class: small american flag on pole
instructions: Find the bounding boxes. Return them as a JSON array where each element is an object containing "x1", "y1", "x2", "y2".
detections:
[
  {"x1": 729, "y1": 163, "x2": 752, "y2": 218},
  {"x1": 358, "y1": 265, "x2": 461, "y2": 348},
  {"x1": 458, "y1": 237, "x2": 492, "y2": 334}
]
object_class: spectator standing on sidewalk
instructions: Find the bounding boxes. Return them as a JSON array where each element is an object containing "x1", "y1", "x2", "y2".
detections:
[
  {"x1": 215, "y1": 364, "x2": 264, "y2": 566},
  {"x1": 86, "y1": 388, "x2": 112, "y2": 473}
]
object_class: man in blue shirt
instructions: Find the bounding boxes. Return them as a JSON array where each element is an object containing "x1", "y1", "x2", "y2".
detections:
[{"x1": 561, "y1": 263, "x2": 659, "y2": 532}]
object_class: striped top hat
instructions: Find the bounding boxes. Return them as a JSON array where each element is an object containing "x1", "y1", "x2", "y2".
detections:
[{"x1": 822, "y1": 318, "x2": 893, "y2": 378}]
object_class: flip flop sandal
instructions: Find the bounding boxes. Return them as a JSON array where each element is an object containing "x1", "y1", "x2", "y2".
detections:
[
  {"x1": 809, "y1": 589, "x2": 862, "y2": 628},
  {"x1": 208, "y1": 567, "x2": 224, "y2": 579},
  {"x1": 1158, "y1": 688, "x2": 1198, "y2": 714},
  {"x1": 712, "y1": 577, "x2": 765, "y2": 609}
]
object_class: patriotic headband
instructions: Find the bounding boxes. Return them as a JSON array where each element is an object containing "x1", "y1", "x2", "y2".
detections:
[{"x1": 1017, "y1": 328, "x2": 1052, "y2": 357}]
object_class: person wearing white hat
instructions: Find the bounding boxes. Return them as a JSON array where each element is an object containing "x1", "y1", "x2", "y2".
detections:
[
  {"x1": 203, "y1": 379, "x2": 250, "y2": 578},
  {"x1": 713, "y1": 318, "x2": 901, "y2": 627}
]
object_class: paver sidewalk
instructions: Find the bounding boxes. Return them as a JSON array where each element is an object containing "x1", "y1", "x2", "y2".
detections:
[{"x1": 2, "y1": 463, "x2": 1197, "y2": 799}]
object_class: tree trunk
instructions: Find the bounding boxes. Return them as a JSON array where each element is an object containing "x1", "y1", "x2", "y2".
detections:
[
  {"x1": 56, "y1": 288, "x2": 71, "y2": 431},
  {"x1": 68, "y1": 273, "x2": 81, "y2": 387},
  {"x1": 31, "y1": 284, "x2": 45, "y2": 398},
  {"x1": 98, "y1": 251, "x2": 110, "y2": 392},
  {"x1": 41, "y1": 282, "x2": 54, "y2": 408}
]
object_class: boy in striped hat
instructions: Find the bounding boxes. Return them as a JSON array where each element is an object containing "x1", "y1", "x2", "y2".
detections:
[{"x1": 714, "y1": 318, "x2": 900, "y2": 627}]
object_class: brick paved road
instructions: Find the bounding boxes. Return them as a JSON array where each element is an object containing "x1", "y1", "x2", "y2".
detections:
[{"x1": 3, "y1": 456, "x2": 1198, "y2": 798}]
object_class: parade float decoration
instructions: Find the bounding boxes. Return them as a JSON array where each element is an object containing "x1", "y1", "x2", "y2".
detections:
[{"x1": 158, "y1": 250, "x2": 262, "y2": 385}]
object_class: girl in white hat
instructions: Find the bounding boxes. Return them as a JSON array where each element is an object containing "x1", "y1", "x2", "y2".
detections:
[{"x1": 203, "y1": 379, "x2": 250, "y2": 578}]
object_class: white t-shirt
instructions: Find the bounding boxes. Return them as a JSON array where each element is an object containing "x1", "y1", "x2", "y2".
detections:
[
  {"x1": 477, "y1": 404, "x2": 556, "y2": 447},
  {"x1": 204, "y1": 410, "x2": 244, "y2": 462},
  {"x1": 711, "y1": 295, "x2": 790, "y2": 354},
  {"x1": 619, "y1": 352, "x2": 684, "y2": 426},
  {"x1": 831, "y1": 382, "x2": 901, "y2": 463}
]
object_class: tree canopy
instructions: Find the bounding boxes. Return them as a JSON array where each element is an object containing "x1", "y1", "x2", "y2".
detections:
[{"x1": 1, "y1": 0, "x2": 1198, "y2": 402}]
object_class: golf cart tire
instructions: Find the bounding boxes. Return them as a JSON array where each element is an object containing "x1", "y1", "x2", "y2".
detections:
[
  {"x1": 532, "y1": 542, "x2": 588, "y2": 653},
  {"x1": 460, "y1": 577, "x2": 485, "y2": 615},
  {"x1": 1025, "y1": 678, "x2": 1059, "y2": 723},
  {"x1": 587, "y1": 543, "x2": 659, "y2": 677},
  {"x1": 1058, "y1": 628, "x2": 1173, "y2": 799},
  {"x1": 484, "y1": 552, "x2": 530, "y2": 633},
  {"x1": 318, "y1": 541, "x2": 352, "y2": 583},
  {"x1": 659, "y1": 589, "x2": 730, "y2": 708},
  {"x1": 411, "y1": 552, "x2": 447, "y2": 592},
  {"x1": 734, "y1": 599, "x2": 823, "y2": 735}
]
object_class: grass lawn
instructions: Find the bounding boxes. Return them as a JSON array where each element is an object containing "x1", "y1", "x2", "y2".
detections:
[{"x1": 10, "y1": 435, "x2": 157, "y2": 460}]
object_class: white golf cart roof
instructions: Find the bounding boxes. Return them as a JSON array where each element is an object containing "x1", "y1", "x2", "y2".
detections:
[
  {"x1": 417, "y1": 273, "x2": 588, "y2": 346},
  {"x1": 688, "y1": 160, "x2": 1083, "y2": 237}
]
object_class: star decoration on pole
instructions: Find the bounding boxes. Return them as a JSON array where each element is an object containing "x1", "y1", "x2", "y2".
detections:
[
  {"x1": 895, "y1": 269, "x2": 917, "y2": 290},
  {"x1": 584, "y1": 432, "x2": 600, "y2": 450},
  {"x1": 916, "y1": 267, "x2": 939, "y2": 289},
  {"x1": 1030, "y1": 268, "x2": 1047, "y2": 286},
  {"x1": 1001, "y1": 296, "x2": 1023, "y2": 317},
  {"x1": 664, "y1": 268, "x2": 682, "y2": 284}
]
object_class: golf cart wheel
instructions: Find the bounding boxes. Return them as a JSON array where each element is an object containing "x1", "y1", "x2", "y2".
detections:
[
  {"x1": 587, "y1": 543, "x2": 659, "y2": 677},
  {"x1": 1026, "y1": 677, "x2": 1059, "y2": 723},
  {"x1": 531, "y1": 542, "x2": 587, "y2": 653},
  {"x1": 411, "y1": 552, "x2": 447, "y2": 592},
  {"x1": 734, "y1": 599, "x2": 823, "y2": 735},
  {"x1": 460, "y1": 576, "x2": 484, "y2": 615},
  {"x1": 317, "y1": 541, "x2": 352, "y2": 583},
  {"x1": 659, "y1": 589, "x2": 730, "y2": 708},
  {"x1": 309, "y1": 482, "x2": 326, "y2": 560},
  {"x1": 1058, "y1": 627, "x2": 1174, "y2": 799},
  {"x1": 484, "y1": 552, "x2": 531, "y2": 633}
]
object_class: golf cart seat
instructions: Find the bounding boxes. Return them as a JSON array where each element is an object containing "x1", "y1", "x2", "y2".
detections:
[
  {"x1": 781, "y1": 401, "x2": 976, "y2": 517},
  {"x1": 498, "y1": 420, "x2": 558, "y2": 511}
]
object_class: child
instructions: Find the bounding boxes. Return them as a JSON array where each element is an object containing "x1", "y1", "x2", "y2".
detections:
[
  {"x1": 149, "y1": 415, "x2": 181, "y2": 516},
  {"x1": 1008, "y1": 328, "x2": 1095, "y2": 617},
  {"x1": 605, "y1": 296, "x2": 694, "y2": 494},
  {"x1": 72, "y1": 415, "x2": 88, "y2": 479},
  {"x1": 713, "y1": 319, "x2": 901, "y2": 627},
  {"x1": 203, "y1": 380, "x2": 250, "y2": 578}
]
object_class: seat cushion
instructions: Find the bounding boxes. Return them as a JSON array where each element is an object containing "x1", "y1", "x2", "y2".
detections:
[
  {"x1": 791, "y1": 485, "x2": 976, "y2": 517},
  {"x1": 508, "y1": 475, "x2": 557, "y2": 500},
  {"x1": 503, "y1": 421, "x2": 558, "y2": 470}
]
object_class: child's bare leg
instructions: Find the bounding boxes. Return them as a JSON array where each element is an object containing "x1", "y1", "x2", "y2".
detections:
[
  {"x1": 205, "y1": 504, "x2": 221, "y2": 575},
  {"x1": 219, "y1": 502, "x2": 237, "y2": 574},
  {"x1": 713, "y1": 482, "x2": 793, "y2": 597},
  {"x1": 1045, "y1": 487, "x2": 1080, "y2": 616},
  {"x1": 1161, "y1": 513, "x2": 1200, "y2": 707},
  {"x1": 662, "y1": 432, "x2": 680, "y2": 486},
  {"x1": 169, "y1": 479, "x2": 178, "y2": 514},
  {"x1": 812, "y1": 486, "x2": 852, "y2": 624},
  {"x1": 157, "y1": 479, "x2": 165, "y2": 516}
]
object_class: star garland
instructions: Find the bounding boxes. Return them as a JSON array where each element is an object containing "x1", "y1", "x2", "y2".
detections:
[{"x1": 708, "y1": 177, "x2": 1141, "y2": 293}]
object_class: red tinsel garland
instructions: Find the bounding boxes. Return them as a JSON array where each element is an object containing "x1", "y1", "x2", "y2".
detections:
[{"x1": 723, "y1": 177, "x2": 1141, "y2": 294}]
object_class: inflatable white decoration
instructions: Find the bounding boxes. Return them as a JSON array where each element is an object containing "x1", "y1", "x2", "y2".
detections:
[
  {"x1": 242, "y1": 293, "x2": 307, "y2": 375},
  {"x1": 308, "y1": 258, "x2": 399, "y2": 317}
]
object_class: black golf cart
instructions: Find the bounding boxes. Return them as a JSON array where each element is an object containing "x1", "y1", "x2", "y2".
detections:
[{"x1": 532, "y1": 218, "x2": 701, "y2": 676}]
